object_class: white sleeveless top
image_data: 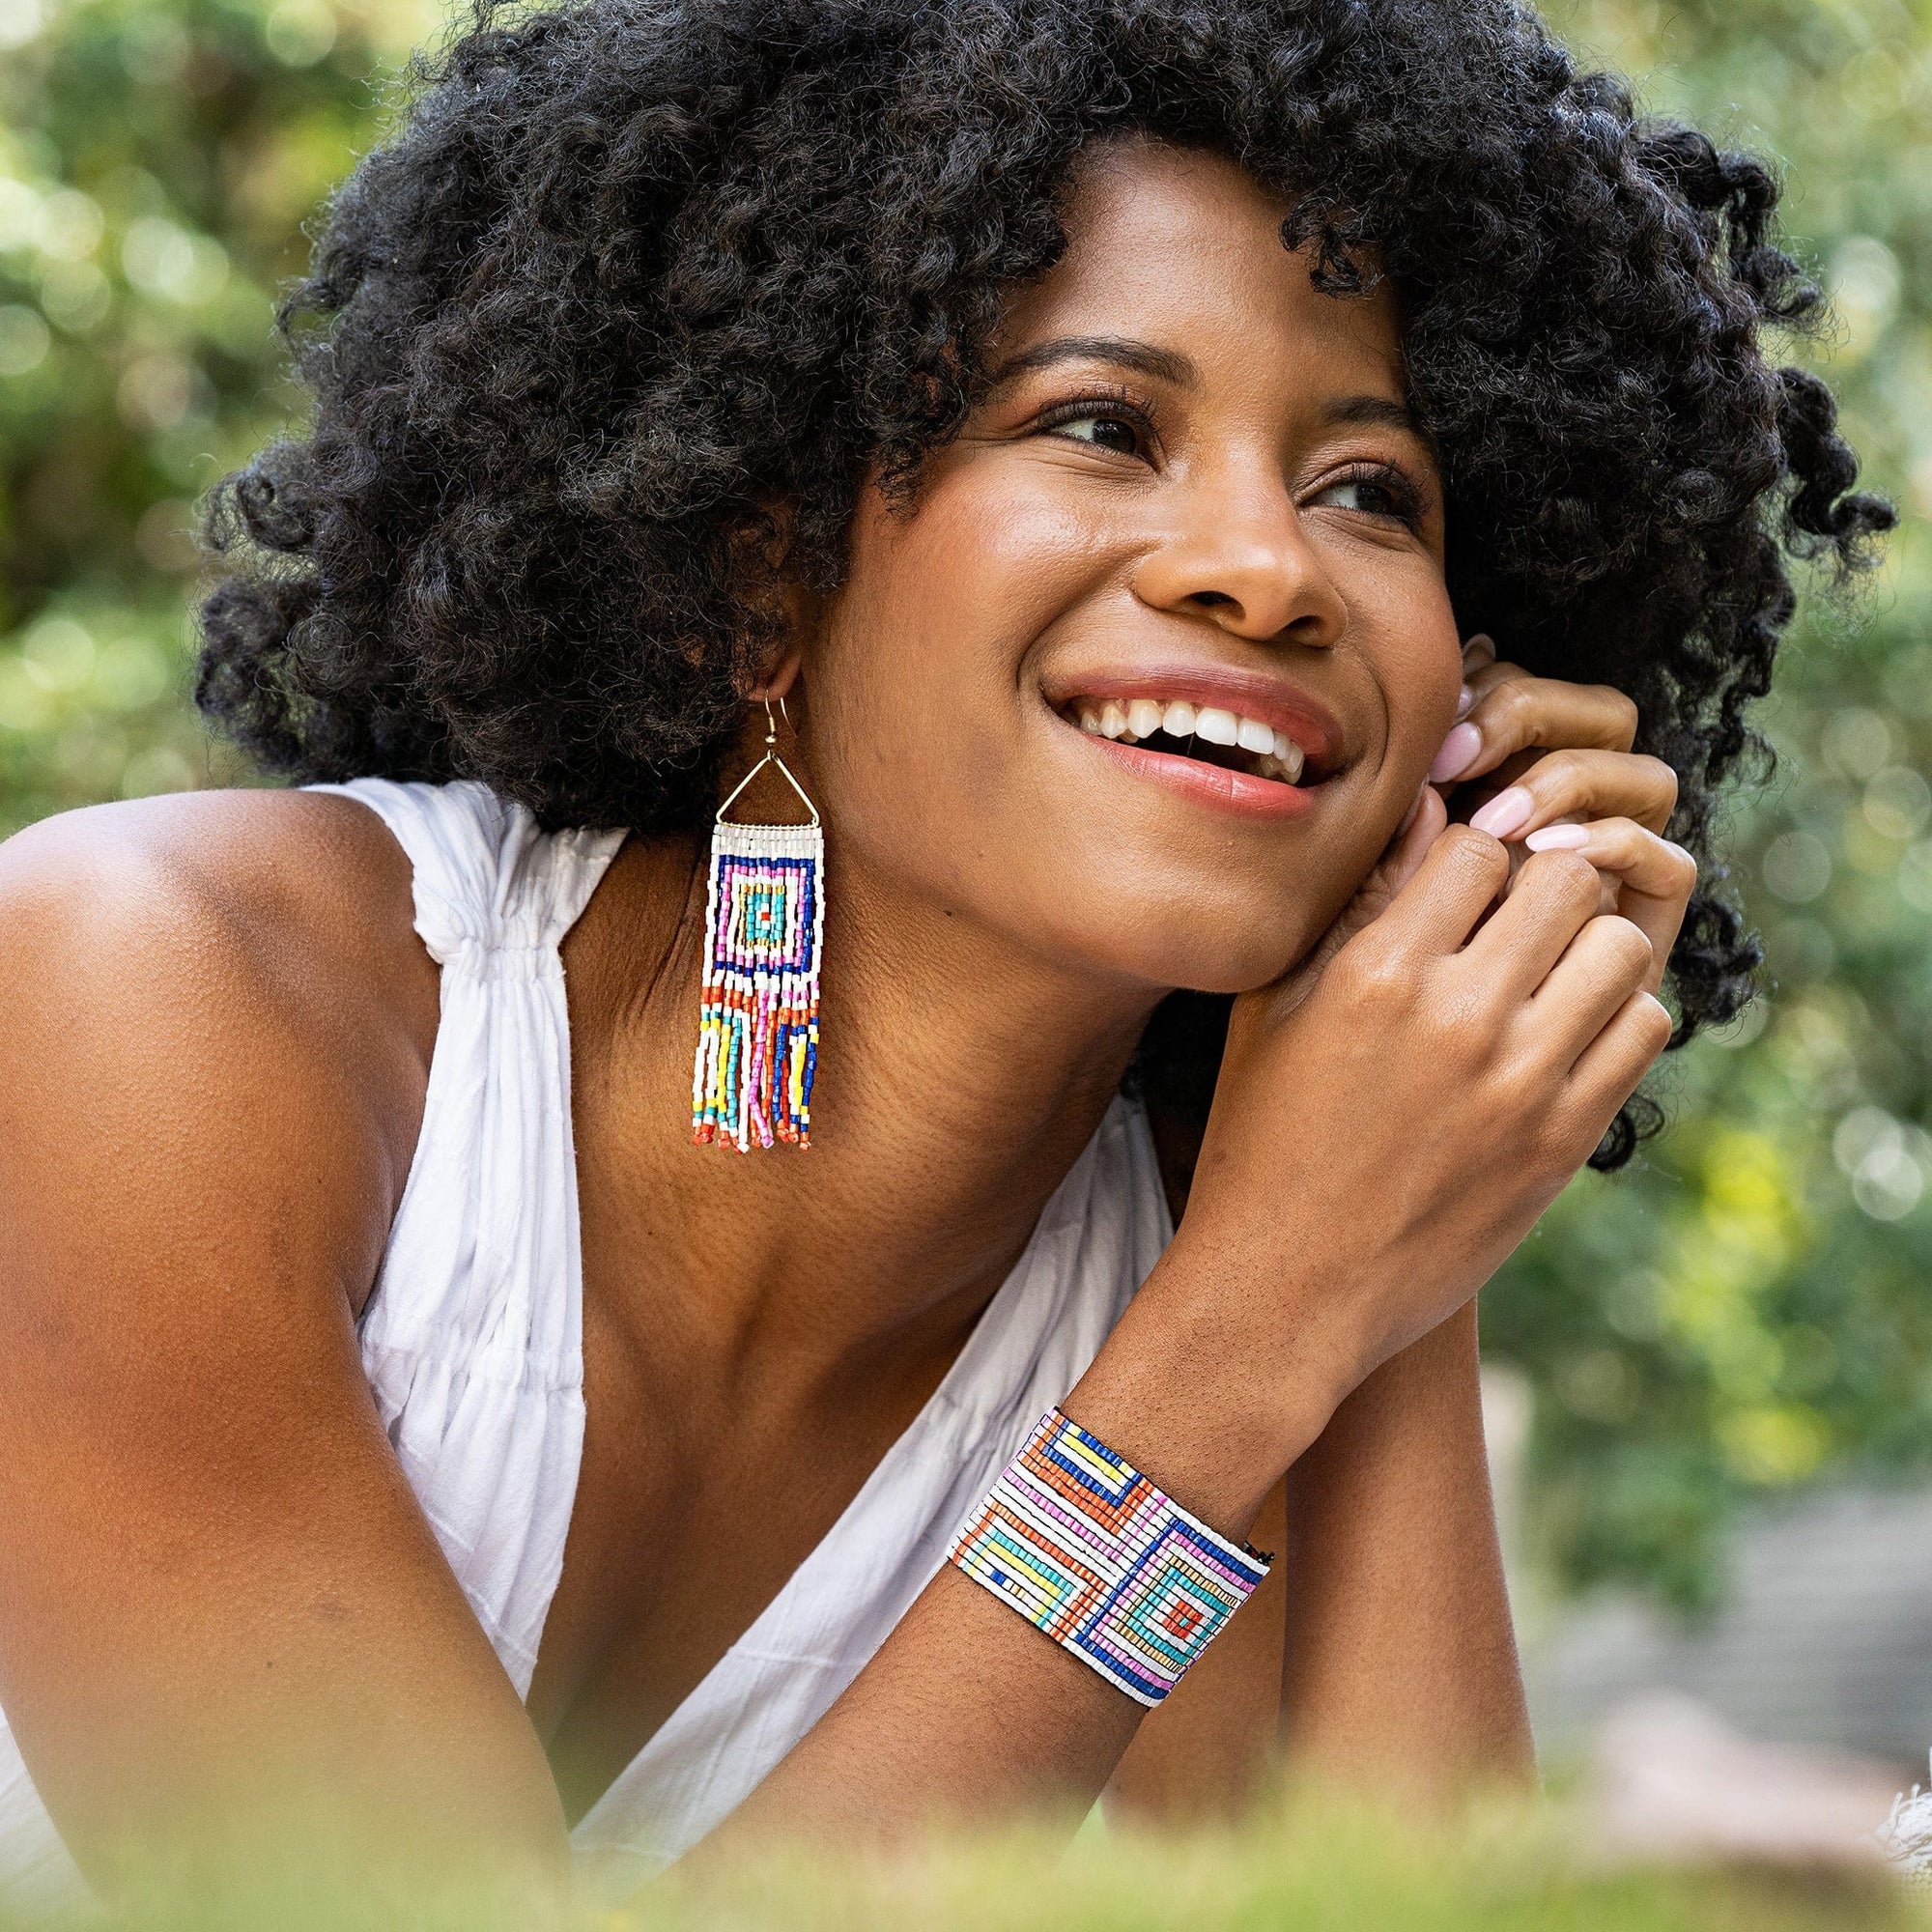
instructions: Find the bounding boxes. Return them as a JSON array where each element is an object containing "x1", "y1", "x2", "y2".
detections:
[{"x1": 0, "y1": 778, "x2": 1171, "y2": 1914}]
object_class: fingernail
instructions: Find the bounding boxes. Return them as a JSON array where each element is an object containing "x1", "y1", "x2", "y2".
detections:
[
  {"x1": 1469, "y1": 785, "x2": 1534, "y2": 839},
  {"x1": 1454, "y1": 683, "x2": 1475, "y2": 722},
  {"x1": 1429, "y1": 721, "x2": 1482, "y2": 782},
  {"x1": 1524, "y1": 822, "x2": 1591, "y2": 852},
  {"x1": 1462, "y1": 632, "x2": 1497, "y2": 669}
]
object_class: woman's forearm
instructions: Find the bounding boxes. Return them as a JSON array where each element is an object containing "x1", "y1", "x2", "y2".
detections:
[
  {"x1": 703, "y1": 1273, "x2": 1332, "y2": 1859},
  {"x1": 712, "y1": 801, "x2": 1666, "y2": 1855},
  {"x1": 1278, "y1": 1300, "x2": 1533, "y2": 1792}
]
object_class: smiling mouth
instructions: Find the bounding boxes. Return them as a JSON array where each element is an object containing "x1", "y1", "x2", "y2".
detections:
[{"x1": 1060, "y1": 696, "x2": 1330, "y2": 786}]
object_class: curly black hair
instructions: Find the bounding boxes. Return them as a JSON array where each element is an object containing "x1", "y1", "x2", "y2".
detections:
[{"x1": 196, "y1": 0, "x2": 1892, "y2": 1168}]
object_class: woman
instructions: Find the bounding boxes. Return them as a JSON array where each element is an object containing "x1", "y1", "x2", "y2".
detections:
[{"x1": 0, "y1": 0, "x2": 1888, "y2": 1915}]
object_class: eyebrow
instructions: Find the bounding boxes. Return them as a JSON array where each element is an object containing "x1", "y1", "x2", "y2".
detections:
[
  {"x1": 987, "y1": 335, "x2": 1199, "y2": 389},
  {"x1": 989, "y1": 343, "x2": 1425, "y2": 437},
  {"x1": 1325, "y1": 393, "x2": 1427, "y2": 438}
]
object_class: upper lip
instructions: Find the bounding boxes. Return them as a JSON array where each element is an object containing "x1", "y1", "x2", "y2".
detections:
[{"x1": 1042, "y1": 661, "x2": 1347, "y2": 770}]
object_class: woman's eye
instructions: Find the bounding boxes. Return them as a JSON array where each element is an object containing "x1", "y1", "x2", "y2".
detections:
[
  {"x1": 1051, "y1": 412, "x2": 1144, "y2": 456},
  {"x1": 1314, "y1": 474, "x2": 1412, "y2": 521}
]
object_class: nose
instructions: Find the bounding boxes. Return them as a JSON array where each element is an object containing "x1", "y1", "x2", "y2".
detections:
[{"x1": 1131, "y1": 462, "x2": 1348, "y2": 649}]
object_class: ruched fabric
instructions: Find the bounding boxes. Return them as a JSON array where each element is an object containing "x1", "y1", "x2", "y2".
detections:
[{"x1": 0, "y1": 778, "x2": 1169, "y2": 1914}]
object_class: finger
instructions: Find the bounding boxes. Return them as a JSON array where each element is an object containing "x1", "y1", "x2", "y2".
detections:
[
  {"x1": 1431, "y1": 668, "x2": 1640, "y2": 786},
  {"x1": 1522, "y1": 817, "x2": 1696, "y2": 992},
  {"x1": 1378, "y1": 782, "x2": 1449, "y2": 899},
  {"x1": 1361, "y1": 822, "x2": 1510, "y2": 959},
  {"x1": 1563, "y1": 986, "x2": 1675, "y2": 1126},
  {"x1": 1529, "y1": 912, "x2": 1657, "y2": 1065},
  {"x1": 1450, "y1": 635, "x2": 1496, "y2": 724},
  {"x1": 1312, "y1": 784, "x2": 1449, "y2": 954},
  {"x1": 1261, "y1": 787, "x2": 1450, "y2": 1016},
  {"x1": 1464, "y1": 749, "x2": 1679, "y2": 842},
  {"x1": 1462, "y1": 847, "x2": 1605, "y2": 995}
]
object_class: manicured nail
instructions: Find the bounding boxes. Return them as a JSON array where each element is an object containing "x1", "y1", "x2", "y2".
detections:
[
  {"x1": 1469, "y1": 785, "x2": 1534, "y2": 838},
  {"x1": 1430, "y1": 721, "x2": 1482, "y2": 782},
  {"x1": 1523, "y1": 822, "x2": 1591, "y2": 852},
  {"x1": 1454, "y1": 683, "x2": 1475, "y2": 722},
  {"x1": 1462, "y1": 632, "x2": 1497, "y2": 670}
]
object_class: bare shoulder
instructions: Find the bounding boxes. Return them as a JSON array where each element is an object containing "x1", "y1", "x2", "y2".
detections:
[
  {"x1": 0, "y1": 785, "x2": 437, "y2": 1310},
  {"x1": 0, "y1": 783, "x2": 432, "y2": 1022},
  {"x1": 0, "y1": 789, "x2": 565, "y2": 1876}
]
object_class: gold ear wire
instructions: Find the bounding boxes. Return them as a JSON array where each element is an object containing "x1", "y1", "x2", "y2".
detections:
[{"x1": 719, "y1": 696, "x2": 819, "y2": 828}]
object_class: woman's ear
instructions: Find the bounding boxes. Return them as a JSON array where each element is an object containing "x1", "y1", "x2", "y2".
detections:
[
  {"x1": 746, "y1": 650, "x2": 804, "y2": 705},
  {"x1": 736, "y1": 503, "x2": 815, "y2": 707}
]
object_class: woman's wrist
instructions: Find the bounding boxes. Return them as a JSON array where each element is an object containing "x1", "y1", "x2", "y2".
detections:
[{"x1": 1061, "y1": 1234, "x2": 1357, "y2": 1540}]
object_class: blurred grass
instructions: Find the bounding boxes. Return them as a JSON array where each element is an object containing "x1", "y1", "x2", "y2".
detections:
[
  {"x1": 639, "y1": 1821, "x2": 1918, "y2": 1932},
  {"x1": 4, "y1": 0, "x2": 1932, "y2": 1612},
  {"x1": 55, "y1": 1801, "x2": 1931, "y2": 1932}
]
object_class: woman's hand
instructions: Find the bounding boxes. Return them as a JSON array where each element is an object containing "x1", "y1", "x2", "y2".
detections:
[
  {"x1": 1231, "y1": 825, "x2": 1665, "y2": 1384},
  {"x1": 1265, "y1": 639, "x2": 1695, "y2": 1027},
  {"x1": 1097, "y1": 772, "x2": 1689, "y2": 1541},
  {"x1": 1429, "y1": 634, "x2": 1696, "y2": 993},
  {"x1": 1092, "y1": 638, "x2": 1699, "y2": 1523}
]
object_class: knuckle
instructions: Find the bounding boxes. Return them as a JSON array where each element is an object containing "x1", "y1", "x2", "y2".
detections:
[
  {"x1": 1602, "y1": 687, "x2": 1641, "y2": 749},
  {"x1": 1335, "y1": 937, "x2": 1415, "y2": 1007},
  {"x1": 1600, "y1": 914, "x2": 1655, "y2": 977},
  {"x1": 1440, "y1": 821, "x2": 1510, "y2": 882},
  {"x1": 1637, "y1": 991, "x2": 1675, "y2": 1049},
  {"x1": 1538, "y1": 746, "x2": 1590, "y2": 788},
  {"x1": 1638, "y1": 753, "x2": 1680, "y2": 810},
  {"x1": 1438, "y1": 979, "x2": 1502, "y2": 1050},
  {"x1": 1526, "y1": 848, "x2": 1600, "y2": 900},
  {"x1": 1485, "y1": 680, "x2": 1538, "y2": 740},
  {"x1": 1444, "y1": 1024, "x2": 1504, "y2": 1091}
]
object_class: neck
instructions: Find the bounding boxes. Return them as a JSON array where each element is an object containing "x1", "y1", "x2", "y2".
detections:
[{"x1": 566, "y1": 828, "x2": 1160, "y2": 1386}]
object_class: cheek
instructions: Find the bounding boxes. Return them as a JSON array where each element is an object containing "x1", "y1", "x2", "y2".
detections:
[
  {"x1": 1364, "y1": 572, "x2": 1464, "y2": 785},
  {"x1": 792, "y1": 483, "x2": 1074, "y2": 889},
  {"x1": 804, "y1": 483, "x2": 1109, "y2": 869}
]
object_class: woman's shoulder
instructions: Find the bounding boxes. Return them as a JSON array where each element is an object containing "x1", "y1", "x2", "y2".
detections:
[
  {"x1": 0, "y1": 784, "x2": 437, "y2": 1065},
  {"x1": 0, "y1": 785, "x2": 439, "y2": 1309}
]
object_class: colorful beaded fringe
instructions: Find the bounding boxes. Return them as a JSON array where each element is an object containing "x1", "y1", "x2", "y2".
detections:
[
  {"x1": 948, "y1": 1408, "x2": 1270, "y2": 1706},
  {"x1": 691, "y1": 819, "x2": 824, "y2": 1151}
]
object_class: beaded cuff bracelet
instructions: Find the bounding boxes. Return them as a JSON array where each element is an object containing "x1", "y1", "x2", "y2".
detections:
[{"x1": 947, "y1": 1408, "x2": 1271, "y2": 1707}]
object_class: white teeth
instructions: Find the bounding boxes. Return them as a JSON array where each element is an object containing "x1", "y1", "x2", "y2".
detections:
[{"x1": 1073, "y1": 696, "x2": 1316, "y2": 784}]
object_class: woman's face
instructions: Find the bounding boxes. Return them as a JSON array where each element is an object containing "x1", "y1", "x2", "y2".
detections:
[{"x1": 802, "y1": 138, "x2": 1462, "y2": 996}]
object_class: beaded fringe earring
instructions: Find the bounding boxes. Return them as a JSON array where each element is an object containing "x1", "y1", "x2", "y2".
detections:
[{"x1": 691, "y1": 698, "x2": 824, "y2": 1151}]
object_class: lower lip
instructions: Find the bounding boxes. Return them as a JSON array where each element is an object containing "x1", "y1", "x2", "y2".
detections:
[{"x1": 1078, "y1": 731, "x2": 1321, "y2": 820}]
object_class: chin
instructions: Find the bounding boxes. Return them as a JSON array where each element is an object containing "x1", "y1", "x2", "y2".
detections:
[{"x1": 1048, "y1": 889, "x2": 1330, "y2": 999}]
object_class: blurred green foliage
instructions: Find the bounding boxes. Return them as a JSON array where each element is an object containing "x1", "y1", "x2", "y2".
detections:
[
  {"x1": 1, "y1": 0, "x2": 1929, "y2": 1611},
  {"x1": 0, "y1": 0, "x2": 432, "y2": 815},
  {"x1": 1492, "y1": 0, "x2": 1932, "y2": 1610}
]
